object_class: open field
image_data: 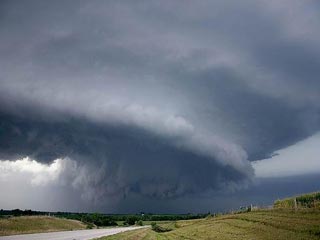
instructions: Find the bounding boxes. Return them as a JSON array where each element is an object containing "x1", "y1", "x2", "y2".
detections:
[
  {"x1": 0, "y1": 216, "x2": 86, "y2": 236},
  {"x1": 98, "y1": 210, "x2": 320, "y2": 240}
]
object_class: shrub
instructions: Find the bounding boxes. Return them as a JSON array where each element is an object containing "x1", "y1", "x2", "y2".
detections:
[
  {"x1": 136, "y1": 220, "x2": 143, "y2": 226},
  {"x1": 151, "y1": 222, "x2": 171, "y2": 233},
  {"x1": 124, "y1": 216, "x2": 138, "y2": 225},
  {"x1": 86, "y1": 223, "x2": 94, "y2": 229}
]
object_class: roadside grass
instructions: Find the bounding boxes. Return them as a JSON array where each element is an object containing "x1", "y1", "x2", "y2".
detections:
[
  {"x1": 274, "y1": 192, "x2": 320, "y2": 210},
  {"x1": 115, "y1": 221, "x2": 125, "y2": 226},
  {"x1": 0, "y1": 216, "x2": 86, "y2": 236},
  {"x1": 97, "y1": 209, "x2": 320, "y2": 240}
]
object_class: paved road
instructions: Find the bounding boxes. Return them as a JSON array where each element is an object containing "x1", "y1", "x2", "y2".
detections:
[{"x1": 0, "y1": 226, "x2": 146, "y2": 240}]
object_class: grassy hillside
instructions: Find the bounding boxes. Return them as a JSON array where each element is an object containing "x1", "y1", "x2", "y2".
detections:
[
  {"x1": 274, "y1": 192, "x2": 320, "y2": 209},
  {"x1": 98, "y1": 210, "x2": 320, "y2": 240},
  {"x1": 0, "y1": 216, "x2": 86, "y2": 236}
]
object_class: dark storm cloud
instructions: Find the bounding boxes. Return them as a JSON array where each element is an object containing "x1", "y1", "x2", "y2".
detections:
[
  {"x1": 112, "y1": 173, "x2": 320, "y2": 214},
  {"x1": 0, "y1": 0, "x2": 320, "y2": 211},
  {"x1": 0, "y1": 111, "x2": 250, "y2": 201}
]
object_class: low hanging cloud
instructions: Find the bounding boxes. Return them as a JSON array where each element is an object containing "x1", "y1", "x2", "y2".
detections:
[{"x1": 0, "y1": 111, "x2": 252, "y2": 203}]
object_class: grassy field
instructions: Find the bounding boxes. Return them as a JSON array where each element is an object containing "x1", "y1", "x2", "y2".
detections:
[
  {"x1": 0, "y1": 216, "x2": 86, "y2": 236},
  {"x1": 274, "y1": 192, "x2": 320, "y2": 209},
  {"x1": 98, "y1": 210, "x2": 320, "y2": 240}
]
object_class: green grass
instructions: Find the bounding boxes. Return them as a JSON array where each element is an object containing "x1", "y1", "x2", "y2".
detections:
[
  {"x1": 0, "y1": 216, "x2": 86, "y2": 236},
  {"x1": 97, "y1": 210, "x2": 320, "y2": 240},
  {"x1": 274, "y1": 192, "x2": 320, "y2": 209}
]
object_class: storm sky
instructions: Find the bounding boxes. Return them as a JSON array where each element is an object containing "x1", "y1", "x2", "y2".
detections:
[{"x1": 0, "y1": 0, "x2": 320, "y2": 213}]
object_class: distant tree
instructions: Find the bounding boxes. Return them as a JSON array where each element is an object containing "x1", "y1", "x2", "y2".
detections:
[{"x1": 124, "y1": 216, "x2": 138, "y2": 225}]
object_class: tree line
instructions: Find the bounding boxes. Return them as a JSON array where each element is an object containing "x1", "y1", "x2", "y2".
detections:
[{"x1": 0, "y1": 209, "x2": 208, "y2": 227}]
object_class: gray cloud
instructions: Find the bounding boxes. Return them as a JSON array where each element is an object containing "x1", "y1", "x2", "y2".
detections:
[
  {"x1": 0, "y1": 0, "x2": 320, "y2": 212},
  {"x1": 0, "y1": 112, "x2": 251, "y2": 202}
]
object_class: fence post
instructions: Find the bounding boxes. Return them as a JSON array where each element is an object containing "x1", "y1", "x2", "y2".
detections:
[{"x1": 294, "y1": 198, "x2": 297, "y2": 211}]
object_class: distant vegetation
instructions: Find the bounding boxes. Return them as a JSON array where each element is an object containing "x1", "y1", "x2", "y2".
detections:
[
  {"x1": 0, "y1": 216, "x2": 86, "y2": 236},
  {"x1": 3, "y1": 192, "x2": 320, "y2": 239},
  {"x1": 274, "y1": 192, "x2": 320, "y2": 209},
  {"x1": 0, "y1": 209, "x2": 207, "y2": 227}
]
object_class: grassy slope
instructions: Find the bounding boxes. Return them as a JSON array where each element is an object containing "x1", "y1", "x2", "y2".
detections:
[
  {"x1": 274, "y1": 192, "x2": 320, "y2": 209},
  {"x1": 0, "y1": 216, "x2": 86, "y2": 236},
  {"x1": 99, "y1": 210, "x2": 320, "y2": 240}
]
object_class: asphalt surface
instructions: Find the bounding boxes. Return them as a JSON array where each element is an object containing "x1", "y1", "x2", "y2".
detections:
[{"x1": 0, "y1": 226, "x2": 145, "y2": 240}]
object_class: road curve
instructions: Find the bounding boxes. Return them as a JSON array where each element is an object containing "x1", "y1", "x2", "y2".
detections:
[{"x1": 0, "y1": 226, "x2": 145, "y2": 240}]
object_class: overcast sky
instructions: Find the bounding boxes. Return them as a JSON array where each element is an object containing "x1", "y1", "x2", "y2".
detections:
[{"x1": 0, "y1": 0, "x2": 320, "y2": 213}]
